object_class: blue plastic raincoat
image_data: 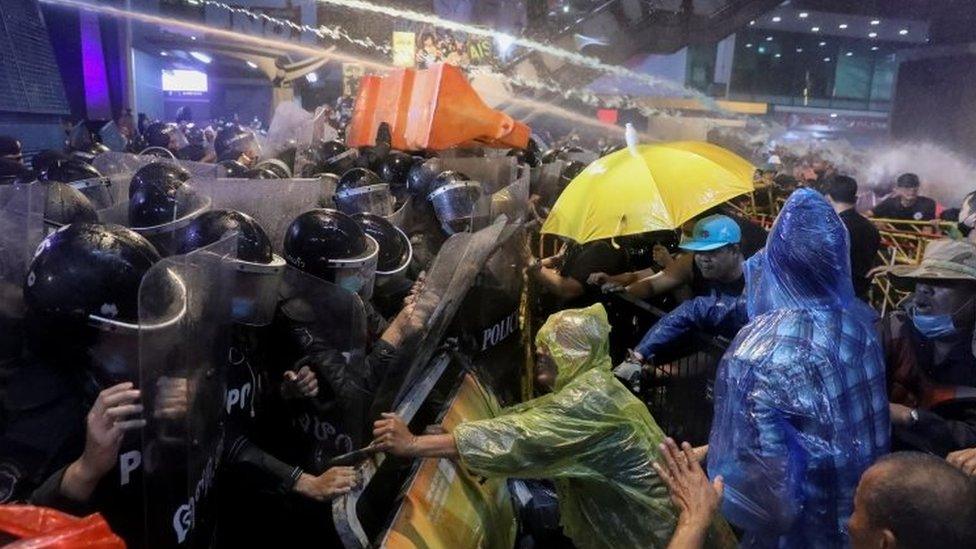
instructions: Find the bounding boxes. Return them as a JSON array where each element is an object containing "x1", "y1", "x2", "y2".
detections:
[{"x1": 708, "y1": 189, "x2": 889, "y2": 548}]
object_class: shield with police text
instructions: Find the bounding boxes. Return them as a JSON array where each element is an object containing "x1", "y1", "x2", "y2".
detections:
[{"x1": 138, "y1": 235, "x2": 238, "y2": 548}]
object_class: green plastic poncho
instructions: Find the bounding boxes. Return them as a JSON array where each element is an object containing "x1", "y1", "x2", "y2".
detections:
[{"x1": 453, "y1": 304, "x2": 734, "y2": 549}]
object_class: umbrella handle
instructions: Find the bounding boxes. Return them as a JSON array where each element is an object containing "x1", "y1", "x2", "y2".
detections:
[{"x1": 610, "y1": 214, "x2": 627, "y2": 249}]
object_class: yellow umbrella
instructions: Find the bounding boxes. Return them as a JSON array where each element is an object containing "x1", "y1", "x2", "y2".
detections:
[{"x1": 541, "y1": 141, "x2": 755, "y2": 244}]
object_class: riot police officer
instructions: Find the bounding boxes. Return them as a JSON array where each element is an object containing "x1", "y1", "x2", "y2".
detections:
[
  {"x1": 259, "y1": 208, "x2": 429, "y2": 545},
  {"x1": 1, "y1": 223, "x2": 161, "y2": 543},
  {"x1": 334, "y1": 167, "x2": 394, "y2": 217},
  {"x1": 214, "y1": 124, "x2": 261, "y2": 167},
  {"x1": 174, "y1": 210, "x2": 359, "y2": 548},
  {"x1": 127, "y1": 162, "x2": 210, "y2": 255}
]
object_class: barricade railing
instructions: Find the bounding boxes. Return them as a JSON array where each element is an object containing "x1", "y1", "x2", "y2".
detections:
[{"x1": 607, "y1": 292, "x2": 729, "y2": 446}]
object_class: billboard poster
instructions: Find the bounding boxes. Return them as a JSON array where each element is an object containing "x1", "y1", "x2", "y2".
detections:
[
  {"x1": 393, "y1": 31, "x2": 416, "y2": 68},
  {"x1": 394, "y1": 23, "x2": 497, "y2": 69}
]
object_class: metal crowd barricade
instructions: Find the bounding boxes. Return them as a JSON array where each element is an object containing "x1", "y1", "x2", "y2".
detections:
[{"x1": 607, "y1": 293, "x2": 729, "y2": 446}]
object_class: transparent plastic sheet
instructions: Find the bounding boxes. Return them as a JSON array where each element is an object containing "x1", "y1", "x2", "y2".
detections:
[
  {"x1": 490, "y1": 168, "x2": 531, "y2": 222},
  {"x1": 710, "y1": 189, "x2": 889, "y2": 547},
  {"x1": 138, "y1": 236, "x2": 238, "y2": 547},
  {"x1": 438, "y1": 156, "x2": 517, "y2": 195},
  {"x1": 189, "y1": 177, "x2": 335, "y2": 255},
  {"x1": 453, "y1": 304, "x2": 736, "y2": 549},
  {"x1": 0, "y1": 183, "x2": 44, "y2": 359},
  {"x1": 93, "y1": 151, "x2": 226, "y2": 179},
  {"x1": 0, "y1": 505, "x2": 124, "y2": 548}
]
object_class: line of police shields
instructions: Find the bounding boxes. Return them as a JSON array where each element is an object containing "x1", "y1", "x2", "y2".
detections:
[{"x1": 8, "y1": 148, "x2": 530, "y2": 546}]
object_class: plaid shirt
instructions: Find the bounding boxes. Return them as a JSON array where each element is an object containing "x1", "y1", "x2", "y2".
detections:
[{"x1": 708, "y1": 306, "x2": 890, "y2": 548}]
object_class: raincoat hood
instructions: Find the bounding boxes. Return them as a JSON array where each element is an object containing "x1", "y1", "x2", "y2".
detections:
[
  {"x1": 744, "y1": 188, "x2": 855, "y2": 317},
  {"x1": 535, "y1": 303, "x2": 612, "y2": 392}
]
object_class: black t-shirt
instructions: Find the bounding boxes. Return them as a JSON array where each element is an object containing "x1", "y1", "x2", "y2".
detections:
[
  {"x1": 690, "y1": 261, "x2": 745, "y2": 298},
  {"x1": 839, "y1": 208, "x2": 881, "y2": 299},
  {"x1": 558, "y1": 240, "x2": 629, "y2": 309},
  {"x1": 873, "y1": 195, "x2": 937, "y2": 221}
]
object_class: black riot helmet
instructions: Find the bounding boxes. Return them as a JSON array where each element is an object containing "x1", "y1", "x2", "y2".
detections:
[
  {"x1": 319, "y1": 140, "x2": 357, "y2": 176},
  {"x1": 25, "y1": 223, "x2": 161, "y2": 325},
  {"x1": 41, "y1": 157, "x2": 104, "y2": 184},
  {"x1": 23, "y1": 223, "x2": 184, "y2": 386},
  {"x1": 351, "y1": 212, "x2": 412, "y2": 275},
  {"x1": 218, "y1": 159, "x2": 249, "y2": 178},
  {"x1": 254, "y1": 158, "x2": 292, "y2": 179},
  {"x1": 335, "y1": 167, "x2": 393, "y2": 216},
  {"x1": 275, "y1": 146, "x2": 298, "y2": 175},
  {"x1": 600, "y1": 142, "x2": 626, "y2": 157},
  {"x1": 145, "y1": 122, "x2": 187, "y2": 151},
  {"x1": 378, "y1": 151, "x2": 419, "y2": 202},
  {"x1": 283, "y1": 209, "x2": 379, "y2": 298},
  {"x1": 178, "y1": 210, "x2": 285, "y2": 325},
  {"x1": 128, "y1": 162, "x2": 209, "y2": 254},
  {"x1": 427, "y1": 171, "x2": 485, "y2": 235},
  {"x1": 406, "y1": 157, "x2": 445, "y2": 198},
  {"x1": 559, "y1": 160, "x2": 587, "y2": 189},
  {"x1": 214, "y1": 124, "x2": 261, "y2": 164},
  {"x1": 31, "y1": 150, "x2": 69, "y2": 174},
  {"x1": 44, "y1": 182, "x2": 99, "y2": 230},
  {"x1": 507, "y1": 138, "x2": 542, "y2": 168},
  {"x1": 245, "y1": 166, "x2": 280, "y2": 180}
]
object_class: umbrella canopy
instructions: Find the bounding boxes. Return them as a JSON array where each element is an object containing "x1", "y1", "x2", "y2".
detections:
[{"x1": 541, "y1": 141, "x2": 754, "y2": 244}]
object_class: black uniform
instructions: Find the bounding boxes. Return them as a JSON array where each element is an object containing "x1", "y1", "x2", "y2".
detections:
[{"x1": 873, "y1": 195, "x2": 938, "y2": 221}]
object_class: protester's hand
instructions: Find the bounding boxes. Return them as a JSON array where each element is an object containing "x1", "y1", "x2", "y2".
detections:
[
  {"x1": 153, "y1": 376, "x2": 188, "y2": 420},
  {"x1": 652, "y1": 244, "x2": 674, "y2": 268},
  {"x1": 293, "y1": 467, "x2": 359, "y2": 501},
  {"x1": 653, "y1": 438, "x2": 723, "y2": 531},
  {"x1": 282, "y1": 366, "x2": 319, "y2": 399},
  {"x1": 587, "y1": 272, "x2": 610, "y2": 286},
  {"x1": 81, "y1": 382, "x2": 145, "y2": 480},
  {"x1": 947, "y1": 448, "x2": 976, "y2": 476},
  {"x1": 889, "y1": 403, "x2": 914, "y2": 426},
  {"x1": 372, "y1": 413, "x2": 417, "y2": 456},
  {"x1": 601, "y1": 281, "x2": 626, "y2": 294}
]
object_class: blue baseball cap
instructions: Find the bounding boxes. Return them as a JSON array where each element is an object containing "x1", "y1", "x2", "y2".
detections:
[{"x1": 679, "y1": 214, "x2": 741, "y2": 252}]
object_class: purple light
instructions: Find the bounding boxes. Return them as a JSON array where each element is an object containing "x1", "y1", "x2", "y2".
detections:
[{"x1": 79, "y1": 11, "x2": 111, "y2": 119}]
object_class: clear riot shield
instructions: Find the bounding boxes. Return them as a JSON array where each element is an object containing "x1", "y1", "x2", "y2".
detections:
[
  {"x1": 439, "y1": 156, "x2": 517, "y2": 195},
  {"x1": 94, "y1": 151, "x2": 226, "y2": 180},
  {"x1": 489, "y1": 167, "x2": 531, "y2": 223},
  {"x1": 0, "y1": 183, "x2": 44, "y2": 359},
  {"x1": 277, "y1": 265, "x2": 370, "y2": 467},
  {"x1": 189, "y1": 177, "x2": 335, "y2": 255},
  {"x1": 533, "y1": 160, "x2": 566, "y2": 209},
  {"x1": 138, "y1": 236, "x2": 238, "y2": 548},
  {"x1": 66, "y1": 176, "x2": 116, "y2": 210},
  {"x1": 450, "y1": 224, "x2": 527, "y2": 405},
  {"x1": 391, "y1": 217, "x2": 508, "y2": 405}
]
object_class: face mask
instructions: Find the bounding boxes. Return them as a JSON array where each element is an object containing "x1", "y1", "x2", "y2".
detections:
[{"x1": 912, "y1": 310, "x2": 957, "y2": 339}]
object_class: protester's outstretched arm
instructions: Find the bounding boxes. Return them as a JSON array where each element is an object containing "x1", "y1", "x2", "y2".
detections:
[
  {"x1": 625, "y1": 254, "x2": 694, "y2": 300},
  {"x1": 372, "y1": 413, "x2": 458, "y2": 458},
  {"x1": 634, "y1": 295, "x2": 748, "y2": 359},
  {"x1": 654, "y1": 438, "x2": 723, "y2": 549}
]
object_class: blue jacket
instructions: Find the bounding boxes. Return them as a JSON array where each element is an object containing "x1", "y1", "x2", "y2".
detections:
[{"x1": 635, "y1": 294, "x2": 748, "y2": 359}]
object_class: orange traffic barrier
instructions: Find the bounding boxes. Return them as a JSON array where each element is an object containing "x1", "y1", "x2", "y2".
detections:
[
  {"x1": 345, "y1": 74, "x2": 383, "y2": 147},
  {"x1": 346, "y1": 64, "x2": 530, "y2": 151}
]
